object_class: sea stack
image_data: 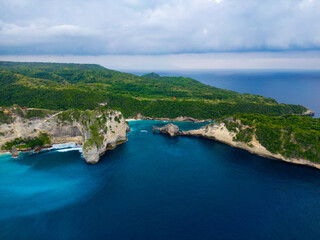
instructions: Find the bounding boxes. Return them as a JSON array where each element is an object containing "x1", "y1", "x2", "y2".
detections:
[{"x1": 11, "y1": 146, "x2": 19, "y2": 158}]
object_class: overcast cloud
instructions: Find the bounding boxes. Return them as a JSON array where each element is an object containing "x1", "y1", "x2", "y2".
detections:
[{"x1": 0, "y1": 0, "x2": 320, "y2": 55}]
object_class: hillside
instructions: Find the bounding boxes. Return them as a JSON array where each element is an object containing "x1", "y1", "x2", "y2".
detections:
[
  {"x1": 217, "y1": 114, "x2": 320, "y2": 163},
  {"x1": 0, "y1": 61, "x2": 309, "y2": 119},
  {"x1": 155, "y1": 114, "x2": 320, "y2": 167}
]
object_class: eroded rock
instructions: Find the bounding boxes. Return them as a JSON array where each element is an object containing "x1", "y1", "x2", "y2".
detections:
[
  {"x1": 153, "y1": 123, "x2": 180, "y2": 137},
  {"x1": 11, "y1": 146, "x2": 19, "y2": 158}
]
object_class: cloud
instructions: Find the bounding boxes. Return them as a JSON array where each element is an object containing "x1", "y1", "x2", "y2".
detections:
[
  {"x1": 1, "y1": 52, "x2": 320, "y2": 70},
  {"x1": 0, "y1": 0, "x2": 320, "y2": 55}
]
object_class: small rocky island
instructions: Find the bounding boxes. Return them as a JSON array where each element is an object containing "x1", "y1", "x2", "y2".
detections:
[
  {"x1": 153, "y1": 123, "x2": 180, "y2": 136},
  {"x1": 0, "y1": 107, "x2": 129, "y2": 164},
  {"x1": 153, "y1": 115, "x2": 320, "y2": 170}
]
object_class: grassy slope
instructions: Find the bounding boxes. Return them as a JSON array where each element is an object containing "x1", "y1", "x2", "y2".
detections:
[{"x1": 0, "y1": 61, "x2": 308, "y2": 119}]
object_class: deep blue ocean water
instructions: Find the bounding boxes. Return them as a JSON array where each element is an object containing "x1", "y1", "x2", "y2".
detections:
[
  {"x1": 2, "y1": 120, "x2": 320, "y2": 240},
  {"x1": 1, "y1": 71, "x2": 320, "y2": 239}
]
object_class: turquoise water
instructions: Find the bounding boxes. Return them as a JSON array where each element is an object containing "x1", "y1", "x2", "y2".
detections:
[{"x1": 1, "y1": 120, "x2": 320, "y2": 240}]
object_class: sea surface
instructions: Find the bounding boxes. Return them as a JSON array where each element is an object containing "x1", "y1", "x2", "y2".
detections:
[
  {"x1": 131, "y1": 70, "x2": 320, "y2": 117},
  {"x1": 1, "y1": 71, "x2": 320, "y2": 240},
  {"x1": 1, "y1": 120, "x2": 320, "y2": 240}
]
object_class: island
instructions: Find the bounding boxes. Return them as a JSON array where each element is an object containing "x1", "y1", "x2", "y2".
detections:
[{"x1": 0, "y1": 61, "x2": 318, "y2": 167}]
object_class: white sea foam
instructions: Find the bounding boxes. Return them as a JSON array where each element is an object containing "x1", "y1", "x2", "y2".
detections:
[
  {"x1": 140, "y1": 130, "x2": 148, "y2": 133},
  {"x1": 0, "y1": 152, "x2": 10, "y2": 157},
  {"x1": 47, "y1": 143, "x2": 82, "y2": 153},
  {"x1": 56, "y1": 147, "x2": 83, "y2": 153},
  {"x1": 49, "y1": 143, "x2": 78, "y2": 150}
]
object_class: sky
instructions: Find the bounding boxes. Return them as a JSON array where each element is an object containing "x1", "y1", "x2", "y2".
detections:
[{"x1": 0, "y1": 0, "x2": 320, "y2": 69}]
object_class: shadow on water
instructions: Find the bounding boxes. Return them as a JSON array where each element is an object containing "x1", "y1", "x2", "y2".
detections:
[{"x1": 192, "y1": 135, "x2": 320, "y2": 185}]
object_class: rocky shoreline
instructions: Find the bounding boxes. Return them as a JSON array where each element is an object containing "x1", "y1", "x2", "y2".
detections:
[
  {"x1": 0, "y1": 108, "x2": 129, "y2": 163},
  {"x1": 127, "y1": 114, "x2": 212, "y2": 123},
  {"x1": 153, "y1": 123, "x2": 320, "y2": 170},
  {"x1": 302, "y1": 109, "x2": 316, "y2": 116}
]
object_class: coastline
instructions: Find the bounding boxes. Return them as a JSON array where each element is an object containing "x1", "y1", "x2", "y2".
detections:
[
  {"x1": 197, "y1": 134, "x2": 320, "y2": 170},
  {"x1": 154, "y1": 123, "x2": 320, "y2": 170},
  {"x1": 2, "y1": 118, "x2": 317, "y2": 168},
  {"x1": 0, "y1": 138, "x2": 128, "y2": 159},
  {"x1": 0, "y1": 142, "x2": 82, "y2": 157},
  {"x1": 125, "y1": 118, "x2": 142, "y2": 122},
  {"x1": 0, "y1": 152, "x2": 10, "y2": 156},
  {"x1": 126, "y1": 116, "x2": 212, "y2": 123},
  {"x1": 302, "y1": 109, "x2": 316, "y2": 116}
]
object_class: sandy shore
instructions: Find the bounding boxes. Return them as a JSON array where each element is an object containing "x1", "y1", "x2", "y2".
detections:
[{"x1": 125, "y1": 118, "x2": 142, "y2": 122}]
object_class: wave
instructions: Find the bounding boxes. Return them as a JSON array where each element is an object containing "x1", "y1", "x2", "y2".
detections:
[
  {"x1": 140, "y1": 130, "x2": 148, "y2": 133},
  {"x1": 57, "y1": 147, "x2": 83, "y2": 153},
  {"x1": 46, "y1": 143, "x2": 82, "y2": 153},
  {"x1": 49, "y1": 143, "x2": 80, "y2": 150}
]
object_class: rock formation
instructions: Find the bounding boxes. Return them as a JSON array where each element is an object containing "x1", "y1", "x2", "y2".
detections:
[
  {"x1": 153, "y1": 123, "x2": 179, "y2": 136},
  {"x1": 302, "y1": 109, "x2": 315, "y2": 116}
]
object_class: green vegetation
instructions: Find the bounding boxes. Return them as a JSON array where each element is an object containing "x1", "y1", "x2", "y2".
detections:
[
  {"x1": 57, "y1": 109, "x2": 82, "y2": 124},
  {"x1": 1, "y1": 132, "x2": 51, "y2": 150},
  {"x1": 56, "y1": 108, "x2": 114, "y2": 151},
  {"x1": 0, "y1": 61, "x2": 308, "y2": 119},
  {"x1": 220, "y1": 114, "x2": 320, "y2": 162},
  {"x1": 25, "y1": 109, "x2": 52, "y2": 119},
  {"x1": 0, "y1": 110, "x2": 12, "y2": 123},
  {"x1": 0, "y1": 61, "x2": 317, "y2": 165},
  {"x1": 0, "y1": 108, "x2": 56, "y2": 123}
]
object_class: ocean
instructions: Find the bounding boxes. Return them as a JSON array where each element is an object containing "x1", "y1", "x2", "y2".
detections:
[{"x1": 1, "y1": 71, "x2": 320, "y2": 240}]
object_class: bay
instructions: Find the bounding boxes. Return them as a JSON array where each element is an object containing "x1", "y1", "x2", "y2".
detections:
[{"x1": 1, "y1": 120, "x2": 320, "y2": 240}]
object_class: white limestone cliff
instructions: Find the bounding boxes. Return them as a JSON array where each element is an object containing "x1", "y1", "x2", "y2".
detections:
[{"x1": 0, "y1": 109, "x2": 129, "y2": 164}]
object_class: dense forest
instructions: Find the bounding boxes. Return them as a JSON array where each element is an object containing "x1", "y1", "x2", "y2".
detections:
[
  {"x1": 218, "y1": 114, "x2": 320, "y2": 162},
  {"x1": 0, "y1": 61, "x2": 308, "y2": 119}
]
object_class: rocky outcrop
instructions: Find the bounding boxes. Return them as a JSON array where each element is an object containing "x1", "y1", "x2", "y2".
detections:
[
  {"x1": 301, "y1": 109, "x2": 315, "y2": 116},
  {"x1": 0, "y1": 109, "x2": 129, "y2": 164},
  {"x1": 153, "y1": 123, "x2": 180, "y2": 136},
  {"x1": 155, "y1": 123, "x2": 320, "y2": 170},
  {"x1": 81, "y1": 110, "x2": 129, "y2": 164},
  {"x1": 11, "y1": 146, "x2": 19, "y2": 158}
]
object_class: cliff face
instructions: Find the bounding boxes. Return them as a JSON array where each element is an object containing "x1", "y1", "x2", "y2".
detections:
[
  {"x1": 181, "y1": 122, "x2": 278, "y2": 160},
  {"x1": 156, "y1": 122, "x2": 320, "y2": 170},
  {"x1": 80, "y1": 110, "x2": 129, "y2": 164},
  {"x1": 0, "y1": 109, "x2": 129, "y2": 164}
]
